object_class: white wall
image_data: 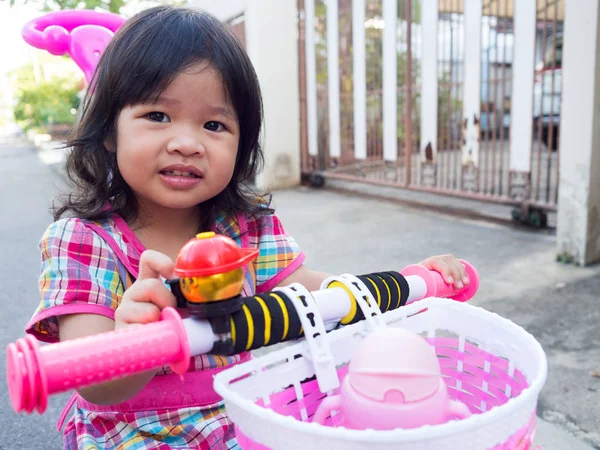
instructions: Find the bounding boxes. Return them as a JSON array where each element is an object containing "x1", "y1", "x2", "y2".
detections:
[
  {"x1": 245, "y1": 0, "x2": 301, "y2": 190},
  {"x1": 509, "y1": 0, "x2": 536, "y2": 174},
  {"x1": 190, "y1": 0, "x2": 301, "y2": 190},
  {"x1": 188, "y1": 0, "x2": 247, "y2": 21},
  {"x1": 556, "y1": 0, "x2": 600, "y2": 266}
]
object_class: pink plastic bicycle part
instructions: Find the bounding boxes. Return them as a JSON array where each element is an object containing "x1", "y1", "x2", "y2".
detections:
[
  {"x1": 235, "y1": 336, "x2": 535, "y2": 449},
  {"x1": 401, "y1": 259, "x2": 480, "y2": 302},
  {"x1": 312, "y1": 328, "x2": 471, "y2": 430},
  {"x1": 7, "y1": 307, "x2": 189, "y2": 414},
  {"x1": 21, "y1": 10, "x2": 125, "y2": 82}
]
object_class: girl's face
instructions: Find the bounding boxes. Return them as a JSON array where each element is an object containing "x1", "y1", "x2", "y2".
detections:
[{"x1": 113, "y1": 63, "x2": 240, "y2": 216}]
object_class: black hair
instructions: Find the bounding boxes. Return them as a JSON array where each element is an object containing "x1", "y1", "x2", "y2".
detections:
[{"x1": 55, "y1": 5, "x2": 271, "y2": 230}]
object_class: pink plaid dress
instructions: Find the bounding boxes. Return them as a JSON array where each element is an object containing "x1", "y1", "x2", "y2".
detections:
[{"x1": 26, "y1": 211, "x2": 305, "y2": 449}]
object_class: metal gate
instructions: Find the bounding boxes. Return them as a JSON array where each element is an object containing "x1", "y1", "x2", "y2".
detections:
[
  {"x1": 298, "y1": 0, "x2": 564, "y2": 220},
  {"x1": 531, "y1": 0, "x2": 562, "y2": 206}
]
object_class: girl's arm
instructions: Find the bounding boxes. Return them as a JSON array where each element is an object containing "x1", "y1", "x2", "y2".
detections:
[
  {"x1": 276, "y1": 265, "x2": 331, "y2": 292},
  {"x1": 276, "y1": 255, "x2": 470, "y2": 293},
  {"x1": 58, "y1": 249, "x2": 178, "y2": 406},
  {"x1": 58, "y1": 314, "x2": 157, "y2": 405}
]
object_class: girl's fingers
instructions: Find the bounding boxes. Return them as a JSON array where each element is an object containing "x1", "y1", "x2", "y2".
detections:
[
  {"x1": 427, "y1": 257, "x2": 455, "y2": 284},
  {"x1": 123, "y1": 278, "x2": 177, "y2": 310},
  {"x1": 138, "y1": 250, "x2": 176, "y2": 281},
  {"x1": 459, "y1": 262, "x2": 470, "y2": 285},
  {"x1": 115, "y1": 251, "x2": 177, "y2": 328},
  {"x1": 115, "y1": 300, "x2": 162, "y2": 326},
  {"x1": 449, "y1": 262, "x2": 468, "y2": 289},
  {"x1": 421, "y1": 255, "x2": 469, "y2": 289}
]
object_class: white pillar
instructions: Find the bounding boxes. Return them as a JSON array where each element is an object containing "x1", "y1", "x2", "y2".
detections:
[
  {"x1": 508, "y1": 1, "x2": 536, "y2": 175},
  {"x1": 305, "y1": 0, "x2": 319, "y2": 158},
  {"x1": 353, "y1": 0, "x2": 367, "y2": 160},
  {"x1": 327, "y1": 0, "x2": 341, "y2": 159},
  {"x1": 382, "y1": 0, "x2": 397, "y2": 161},
  {"x1": 461, "y1": 0, "x2": 482, "y2": 167},
  {"x1": 246, "y1": 0, "x2": 301, "y2": 190},
  {"x1": 420, "y1": 0, "x2": 438, "y2": 162},
  {"x1": 557, "y1": 0, "x2": 600, "y2": 266}
]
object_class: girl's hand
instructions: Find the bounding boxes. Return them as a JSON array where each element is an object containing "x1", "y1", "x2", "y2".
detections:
[
  {"x1": 114, "y1": 250, "x2": 177, "y2": 330},
  {"x1": 419, "y1": 254, "x2": 470, "y2": 290}
]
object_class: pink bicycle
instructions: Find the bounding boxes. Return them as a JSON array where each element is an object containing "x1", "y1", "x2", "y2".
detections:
[
  {"x1": 6, "y1": 232, "x2": 547, "y2": 449},
  {"x1": 21, "y1": 10, "x2": 125, "y2": 83}
]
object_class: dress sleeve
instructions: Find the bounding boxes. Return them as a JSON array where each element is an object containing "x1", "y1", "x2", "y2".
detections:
[
  {"x1": 245, "y1": 212, "x2": 306, "y2": 294},
  {"x1": 25, "y1": 218, "x2": 125, "y2": 343}
]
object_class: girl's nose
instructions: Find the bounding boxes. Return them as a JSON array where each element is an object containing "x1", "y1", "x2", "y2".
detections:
[{"x1": 166, "y1": 132, "x2": 205, "y2": 157}]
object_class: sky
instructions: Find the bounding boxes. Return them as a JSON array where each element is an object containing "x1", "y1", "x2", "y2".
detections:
[
  {"x1": 0, "y1": 4, "x2": 41, "y2": 129},
  {"x1": 0, "y1": 3, "x2": 43, "y2": 75}
]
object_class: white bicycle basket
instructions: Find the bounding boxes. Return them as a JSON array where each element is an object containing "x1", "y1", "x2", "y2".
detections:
[{"x1": 214, "y1": 286, "x2": 547, "y2": 450}]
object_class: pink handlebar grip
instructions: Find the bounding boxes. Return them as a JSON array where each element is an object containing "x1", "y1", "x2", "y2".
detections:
[
  {"x1": 400, "y1": 259, "x2": 480, "y2": 302},
  {"x1": 6, "y1": 307, "x2": 190, "y2": 414}
]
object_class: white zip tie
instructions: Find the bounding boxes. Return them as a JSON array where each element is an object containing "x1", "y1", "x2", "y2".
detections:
[
  {"x1": 276, "y1": 283, "x2": 340, "y2": 393},
  {"x1": 321, "y1": 273, "x2": 387, "y2": 331}
]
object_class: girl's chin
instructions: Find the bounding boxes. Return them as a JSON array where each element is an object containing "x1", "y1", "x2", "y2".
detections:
[{"x1": 136, "y1": 197, "x2": 206, "y2": 213}]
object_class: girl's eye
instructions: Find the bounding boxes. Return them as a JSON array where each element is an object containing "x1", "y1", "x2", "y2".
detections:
[
  {"x1": 205, "y1": 121, "x2": 225, "y2": 132},
  {"x1": 147, "y1": 112, "x2": 170, "y2": 123}
]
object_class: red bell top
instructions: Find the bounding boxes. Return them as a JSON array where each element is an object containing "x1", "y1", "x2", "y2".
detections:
[{"x1": 174, "y1": 232, "x2": 259, "y2": 278}]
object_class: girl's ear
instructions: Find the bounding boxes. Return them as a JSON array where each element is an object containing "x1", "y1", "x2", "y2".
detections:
[
  {"x1": 104, "y1": 140, "x2": 115, "y2": 153},
  {"x1": 104, "y1": 135, "x2": 117, "y2": 153}
]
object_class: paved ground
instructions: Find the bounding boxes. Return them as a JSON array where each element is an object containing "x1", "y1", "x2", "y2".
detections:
[{"x1": 0, "y1": 139, "x2": 598, "y2": 449}]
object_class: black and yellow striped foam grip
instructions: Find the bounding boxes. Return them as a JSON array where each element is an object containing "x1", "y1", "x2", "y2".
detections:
[
  {"x1": 227, "y1": 272, "x2": 409, "y2": 354},
  {"x1": 230, "y1": 291, "x2": 302, "y2": 354},
  {"x1": 325, "y1": 271, "x2": 410, "y2": 325}
]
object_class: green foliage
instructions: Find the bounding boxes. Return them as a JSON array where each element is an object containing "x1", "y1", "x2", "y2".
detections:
[
  {"x1": 398, "y1": 0, "x2": 421, "y2": 23},
  {"x1": 12, "y1": 66, "x2": 81, "y2": 131},
  {"x1": 556, "y1": 252, "x2": 575, "y2": 265}
]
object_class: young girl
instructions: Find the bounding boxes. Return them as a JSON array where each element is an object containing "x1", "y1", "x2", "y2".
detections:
[{"x1": 25, "y1": 6, "x2": 470, "y2": 449}]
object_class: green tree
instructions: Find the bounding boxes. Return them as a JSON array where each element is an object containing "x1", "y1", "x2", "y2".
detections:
[{"x1": 13, "y1": 73, "x2": 80, "y2": 131}]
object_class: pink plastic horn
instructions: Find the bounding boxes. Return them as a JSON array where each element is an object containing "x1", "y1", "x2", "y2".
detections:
[{"x1": 21, "y1": 10, "x2": 125, "y2": 83}]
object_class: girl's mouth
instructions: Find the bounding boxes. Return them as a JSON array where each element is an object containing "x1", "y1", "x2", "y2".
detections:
[
  {"x1": 160, "y1": 170, "x2": 201, "y2": 178},
  {"x1": 159, "y1": 171, "x2": 203, "y2": 190}
]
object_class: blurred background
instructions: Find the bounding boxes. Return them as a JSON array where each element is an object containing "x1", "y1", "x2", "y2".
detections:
[
  {"x1": 0, "y1": 1, "x2": 599, "y2": 449},
  {"x1": 0, "y1": 1, "x2": 588, "y2": 237}
]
